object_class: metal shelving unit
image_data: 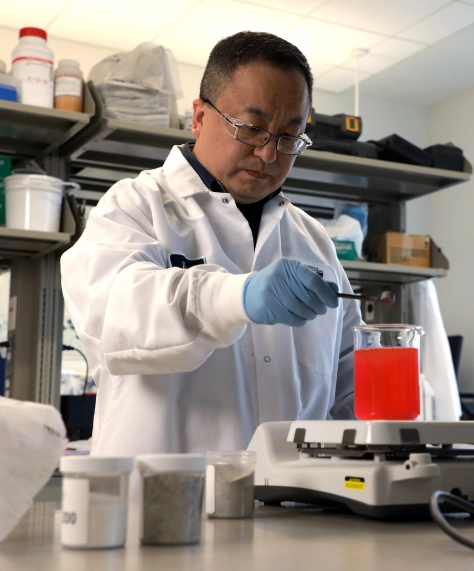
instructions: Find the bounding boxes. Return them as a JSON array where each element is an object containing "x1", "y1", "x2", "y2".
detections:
[
  {"x1": 0, "y1": 89, "x2": 93, "y2": 161},
  {"x1": 0, "y1": 93, "x2": 93, "y2": 407},
  {"x1": 0, "y1": 227, "x2": 71, "y2": 263},
  {"x1": 1, "y1": 81, "x2": 471, "y2": 406},
  {"x1": 341, "y1": 260, "x2": 447, "y2": 285}
]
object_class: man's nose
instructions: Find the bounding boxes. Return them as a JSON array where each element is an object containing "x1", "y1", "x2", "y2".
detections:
[{"x1": 253, "y1": 137, "x2": 278, "y2": 163}]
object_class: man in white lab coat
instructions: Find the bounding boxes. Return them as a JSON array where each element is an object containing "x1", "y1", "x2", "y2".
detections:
[{"x1": 61, "y1": 31, "x2": 363, "y2": 457}]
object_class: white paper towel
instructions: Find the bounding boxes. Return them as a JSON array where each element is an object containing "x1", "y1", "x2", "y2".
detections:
[
  {"x1": 0, "y1": 397, "x2": 67, "y2": 541},
  {"x1": 408, "y1": 279, "x2": 462, "y2": 421}
]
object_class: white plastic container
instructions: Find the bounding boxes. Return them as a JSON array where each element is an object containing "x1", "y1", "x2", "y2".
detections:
[
  {"x1": 60, "y1": 456, "x2": 134, "y2": 549},
  {"x1": 4, "y1": 174, "x2": 77, "y2": 232},
  {"x1": 206, "y1": 451, "x2": 257, "y2": 518},
  {"x1": 12, "y1": 27, "x2": 54, "y2": 108},
  {"x1": 0, "y1": 59, "x2": 19, "y2": 102},
  {"x1": 137, "y1": 453, "x2": 206, "y2": 545},
  {"x1": 54, "y1": 59, "x2": 83, "y2": 112}
]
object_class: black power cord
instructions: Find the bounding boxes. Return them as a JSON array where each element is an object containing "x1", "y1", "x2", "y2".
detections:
[
  {"x1": 430, "y1": 491, "x2": 474, "y2": 549},
  {"x1": 62, "y1": 344, "x2": 90, "y2": 396}
]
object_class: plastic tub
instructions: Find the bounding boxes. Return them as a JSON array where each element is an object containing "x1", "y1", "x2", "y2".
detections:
[
  {"x1": 206, "y1": 450, "x2": 257, "y2": 518},
  {"x1": 136, "y1": 453, "x2": 206, "y2": 545},
  {"x1": 4, "y1": 174, "x2": 77, "y2": 232},
  {"x1": 59, "y1": 456, "x2": 134, "y2": 549}
]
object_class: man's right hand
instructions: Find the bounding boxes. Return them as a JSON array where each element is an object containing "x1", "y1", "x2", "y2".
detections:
[{"x1": 243, "y1": 257, "x2": 339, "y2": 327}]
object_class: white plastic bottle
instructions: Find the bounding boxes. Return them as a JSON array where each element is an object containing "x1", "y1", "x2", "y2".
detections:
[
  {"x1": 54, "y1": 59, "x2": 83, "y2": 112},
  {"x1": 12, "y1": 27, "x2": 54, "y2": 108}
]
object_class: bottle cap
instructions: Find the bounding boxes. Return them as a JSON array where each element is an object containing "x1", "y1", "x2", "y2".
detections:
[
  {"x1": 19, "y1": 27, "x2": 47, "y2": 41},
  {"x1": 58, "y1": 59, "x2": 80, "y2": 68}
]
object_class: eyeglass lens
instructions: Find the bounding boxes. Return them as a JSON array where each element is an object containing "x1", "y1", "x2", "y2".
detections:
[{"x1": 237, "y1": 124, "x2": 305, "y2": 154}]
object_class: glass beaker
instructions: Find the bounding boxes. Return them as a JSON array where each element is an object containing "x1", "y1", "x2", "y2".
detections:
[{"x1": 352, "y1": 324, "x2": 425, "y2": 420}]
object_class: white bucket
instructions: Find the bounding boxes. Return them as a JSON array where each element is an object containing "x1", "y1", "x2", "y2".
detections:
[{"x1": 4, "y1": 174, "x2": 71, "y2": 232}]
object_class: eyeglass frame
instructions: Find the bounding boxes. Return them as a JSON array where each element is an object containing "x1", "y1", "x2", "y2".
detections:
[{"x1": 202, "y1": 98, "x2": 313, "y2": 156}]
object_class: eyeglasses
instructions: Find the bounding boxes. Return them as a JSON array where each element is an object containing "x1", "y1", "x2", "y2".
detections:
[{"x1": 202, "y1": 99, "x2": 312, "y2": 156}]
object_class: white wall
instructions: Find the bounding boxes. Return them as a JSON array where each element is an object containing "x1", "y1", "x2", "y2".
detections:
[{"x1": 428, "y1": 90, "x2": 474, "y2": 390}]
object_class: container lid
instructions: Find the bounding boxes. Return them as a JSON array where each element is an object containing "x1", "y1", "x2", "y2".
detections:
[
  {"x1": 20, "y1": 27, "x2": 47, "y2": 40},
  {"x1": 60, "y1": 456, "x2": 134, "y2": 474},
  {"x1": 4, "y1": 174, "x2": 65, "y2": 194},
  {"x1": 136, "y1": 453, "x2": 206, "y2": 473},
  {"x1": 58, "y1": 59, "x2": 80, "y2": 68},
  {"x1": 207, "y1": 450, "x2": 257, "y2": 464}
]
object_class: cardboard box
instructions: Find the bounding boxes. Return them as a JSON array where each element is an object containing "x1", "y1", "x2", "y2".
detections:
[
  {"x1": 0, "y1": 157, "x2": 12, "y2": 226},
  {"x1": 366, "y1": 231, "x2": 449, "y2": 269}
]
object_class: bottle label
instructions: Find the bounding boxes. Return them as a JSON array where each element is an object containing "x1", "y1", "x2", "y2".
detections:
[
  {"x1": 55, "y1": 76, "x2": 82, "y2": 97},
  {"x1": 205, "y1": 464, "x2": 216, "y2": 515},
  {"x1": 61, "y1": 478, "x2": 90, "y2": 546},
  {"x1": 12, "y1": 57, "x2": 54, "y2": 107}
]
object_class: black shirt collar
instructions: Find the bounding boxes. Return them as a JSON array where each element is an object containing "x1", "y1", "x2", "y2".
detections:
[{"x1": 180, "y1": 142, "x2": 281, "y2": 202}]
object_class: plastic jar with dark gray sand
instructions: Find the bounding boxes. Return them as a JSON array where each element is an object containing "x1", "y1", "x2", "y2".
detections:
[
  {"x1": 136, "y1": 454, "x2": 206, "y2": 545},
  {"x1": 206, "y1": 451, "x2": 257, "y2": 518}
]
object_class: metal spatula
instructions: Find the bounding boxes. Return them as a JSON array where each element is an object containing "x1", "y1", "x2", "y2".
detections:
[{"x1": 337, "y1": 290, "x2": 395, "y2": 307}]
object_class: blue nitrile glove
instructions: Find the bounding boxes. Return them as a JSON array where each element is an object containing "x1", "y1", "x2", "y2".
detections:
[{"x1": 243, "y1": 257, "x2": 339, "y2": 327}]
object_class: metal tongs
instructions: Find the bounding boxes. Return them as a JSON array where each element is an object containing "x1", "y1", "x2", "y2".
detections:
[{"x1": 337, "y1": 290, "x2": 396, "y2": 307}]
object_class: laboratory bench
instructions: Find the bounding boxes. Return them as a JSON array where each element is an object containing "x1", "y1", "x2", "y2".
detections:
[{"x1": 2, "y1": 499, "x2": 474, "y2": 571}]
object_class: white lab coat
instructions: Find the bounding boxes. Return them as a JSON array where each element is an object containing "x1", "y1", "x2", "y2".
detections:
[{"x1": 61, "y1": 145, "x2": 363, "y2": 457}]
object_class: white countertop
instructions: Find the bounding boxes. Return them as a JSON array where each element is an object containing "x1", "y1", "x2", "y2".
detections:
[{"x1": 1, "y1": 499, "x2": 474, "y2": 571}]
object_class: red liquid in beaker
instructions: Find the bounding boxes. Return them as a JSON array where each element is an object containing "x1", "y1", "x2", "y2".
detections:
[{"x1": 354, "y1": 347, "x2": 420, "y2": 420}]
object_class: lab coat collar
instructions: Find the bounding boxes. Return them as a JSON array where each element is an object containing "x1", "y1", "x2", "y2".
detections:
[
  {"x1": 160, "y1": 146, "x2": 289, "y2": 206},
  {"x1": 159, "y1": 145, "x2": 211, "y2": 199}
]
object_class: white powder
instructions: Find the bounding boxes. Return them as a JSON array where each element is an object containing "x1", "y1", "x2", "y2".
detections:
[{"x1": 86, "y1": 492, "x2": 127, "y2": 548}]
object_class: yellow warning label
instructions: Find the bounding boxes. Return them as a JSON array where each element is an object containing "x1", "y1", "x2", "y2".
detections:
[{"x1": 344, "y1": 476, "x2": 365, "y2": 491}]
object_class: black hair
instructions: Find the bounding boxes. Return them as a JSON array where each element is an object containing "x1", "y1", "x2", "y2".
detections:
[{"x1": 199, "y1": 31, "x2": 313, "y2": 106}]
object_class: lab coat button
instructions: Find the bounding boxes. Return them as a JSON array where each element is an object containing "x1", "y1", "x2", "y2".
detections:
[
  {"x1": 279, "y1": 201, "x2": 285, "y2": 206},
  {"x1": 222, "y1": 197, "x2": 229, "y2": 204},
  {"x1": 264, "y1": 356, "x2": 271, "y2": 362}
]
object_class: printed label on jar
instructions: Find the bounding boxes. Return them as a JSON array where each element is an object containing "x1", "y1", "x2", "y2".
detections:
[
  {"x1": 206, "y1": 464, "x2": 216, "y2": 515},
  {"x1": 61, "y1": 478, "x2": 90, "y2": 546},
  {"x1": 55, "y1": 76, "x2": 82, "y2": 97},
  {"x1": 12, "y1": 58, "x2": 54, "y2": 107}
]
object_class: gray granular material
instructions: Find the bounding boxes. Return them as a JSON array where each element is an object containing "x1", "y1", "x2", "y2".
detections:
[
  {"x1": 211, "y1": 464, "x2": 255, "y2": 518},
  {"x1": 142, "y1": 473, "x2": 204, "y2": 545}
]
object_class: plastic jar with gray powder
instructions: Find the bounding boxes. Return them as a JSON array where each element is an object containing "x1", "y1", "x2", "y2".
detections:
[
  {"x1": 136, "y1": 454, "x2": 206, "y2": 546},
  {"x1": 206, "y1": 451, "x2": 257, "y2": 518}
]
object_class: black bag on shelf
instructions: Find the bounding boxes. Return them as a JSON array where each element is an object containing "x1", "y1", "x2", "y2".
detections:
[
  {"x1": 310, "y1": 139, "x2": 378, "y2": 159},
  {"x1": 424, "y1": 144, "x2": 465, "y2": 171},
  {"x1": 371, "y1": 134, "x2": 433, "y2": 167}
]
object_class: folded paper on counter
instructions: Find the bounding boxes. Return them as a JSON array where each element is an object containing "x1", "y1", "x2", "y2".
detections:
[{"x1": 0, "y1": 397, "x2": 67, "y2": 541}]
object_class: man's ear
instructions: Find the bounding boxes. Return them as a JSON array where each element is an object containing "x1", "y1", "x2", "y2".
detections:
[{"x1": 192, "y1": 99, "x2": 205, "y2": 139}]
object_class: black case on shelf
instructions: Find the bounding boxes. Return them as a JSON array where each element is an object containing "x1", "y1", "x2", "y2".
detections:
[
  {"x1": 311, "y1": 139, "x2": 378, "y2": 159},
  {"x1": 372, "y1": 134, "x2": 433, "y2": 167},
  {"x1": 424, "y1": 144, "x2": 465, "y2": 171}
]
